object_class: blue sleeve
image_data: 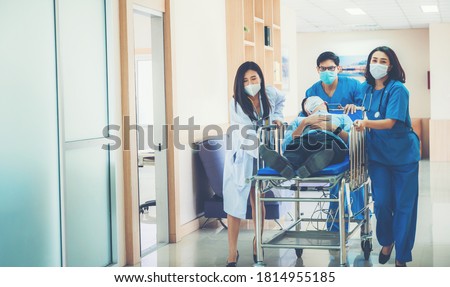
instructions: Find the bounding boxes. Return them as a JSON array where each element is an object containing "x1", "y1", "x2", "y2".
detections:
[
  {"x1": 341, "y1": 115, "x2": 353, "y2": 133},
  {"x1": 305, "y1": 82, "x2": 318, "y2": 98},
  {"x1": 282, "y1": 117, "x2": 301, "y2": 152},
  {"x1": 351, "y1": 79, "x2": 363, "y2": 106},
  {"x1": 305, "y1": 87, "x2": 312, "y2": 98},
  {"x1": 385, "y1": 83, "x2": 409, "y2": 123},
  {"x1": 360, "y1": 82, "x2": 371, "y2": 110}
]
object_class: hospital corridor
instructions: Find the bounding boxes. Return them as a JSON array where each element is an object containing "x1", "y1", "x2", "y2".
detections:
[{"x1": 2, "y1": 0, "x2": 450, "y2": 271}]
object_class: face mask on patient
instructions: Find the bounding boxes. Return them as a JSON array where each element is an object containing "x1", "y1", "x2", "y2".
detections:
[{"x1": 305, "y1": 96, "x2": 325, "y2": 115}]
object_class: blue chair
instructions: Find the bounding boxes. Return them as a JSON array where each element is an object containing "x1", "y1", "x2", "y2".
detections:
[{"x1": 197, "y1": 137, "x2": 282, "y2": 229}]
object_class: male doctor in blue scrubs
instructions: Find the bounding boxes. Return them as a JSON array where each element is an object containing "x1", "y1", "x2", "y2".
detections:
[
  {"x1": 305, "y1": 51, "x2": 363, "y2": 113},
  {"x1": 305, "y1": 51, "x2": 365, "y2": 231}
]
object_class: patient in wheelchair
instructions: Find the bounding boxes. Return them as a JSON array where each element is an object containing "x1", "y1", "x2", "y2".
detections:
[{"x1": 259, "y1": 96, "x2": 352, "y2": 179}]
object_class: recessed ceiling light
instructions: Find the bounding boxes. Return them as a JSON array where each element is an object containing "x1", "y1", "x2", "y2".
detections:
[
  {"x1": 345, "y1": 8, "x2": 366, "y2": 15},
  {"x1": 421, "y1": 5, "x2": 439, "y2": 13}
]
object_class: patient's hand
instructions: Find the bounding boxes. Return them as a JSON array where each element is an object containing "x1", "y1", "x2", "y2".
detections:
[
  {"x1": 310, "y1": 121, "x2": 336, "y2": 132},
  {"x1": 304, "y1": 114, "x2": 330, "y2": 126},
  {"x1": 293, "y1": 115, "x2": 330, "y2": 138}
]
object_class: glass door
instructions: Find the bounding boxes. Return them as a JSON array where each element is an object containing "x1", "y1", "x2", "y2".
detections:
[{"x1": 132, "y1": 6, "x2": 169, "y2": 256}]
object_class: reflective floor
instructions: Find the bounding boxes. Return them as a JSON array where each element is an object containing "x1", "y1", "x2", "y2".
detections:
[{"x1": 141, "y1": 160, "x2": 450, "y2": 267}]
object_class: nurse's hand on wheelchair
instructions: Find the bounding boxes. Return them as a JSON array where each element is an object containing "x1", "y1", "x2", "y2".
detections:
[
  {"x1": 272, "y1": 119, "x2": 283, "y2": 127},
  {"x1": 343, "y1": 104, "x2": 358, "y2": 114},
  {"x1": 353, "y1": 119, "x2": 366, "y2": 132}
]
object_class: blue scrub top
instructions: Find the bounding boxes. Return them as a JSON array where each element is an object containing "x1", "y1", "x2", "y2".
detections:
[
  {"x1": 306, "y1": 76, "x2": 363, "y2": 107},
  {"x1": 361, "y1": 80, "x2": 420, "y2": 166}
]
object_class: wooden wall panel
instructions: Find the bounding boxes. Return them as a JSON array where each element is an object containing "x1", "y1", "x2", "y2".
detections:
[{"x1": 430, "y1": 119, "x2": 450, "y2": 162}]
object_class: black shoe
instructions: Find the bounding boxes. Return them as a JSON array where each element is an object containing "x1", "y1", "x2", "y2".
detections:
[
  {"x1": 395, "y1": 260, "x2": 407, "y2": 267},
  {"x1": 378, "y1": 244, "x2": 394, "y2": 264},
  {"x1": 259, "y1": 145, "x2": 296, "y2": 179},
  {"x1": 226, "y1": 250, "x2": 239, "y2": 267},
  {"x1": 253, "y1": 237, "x2": 264, "y2": 263},
  {"x1": 296, "y1": 149, "x2": 335, "y2": 178}
]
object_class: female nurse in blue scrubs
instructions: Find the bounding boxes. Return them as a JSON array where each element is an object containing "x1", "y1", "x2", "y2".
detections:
[{"x1": 355, "y1": 46, "x2": 420, "y2": 267}]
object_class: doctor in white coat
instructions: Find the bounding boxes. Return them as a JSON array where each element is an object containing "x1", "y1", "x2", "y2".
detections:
[{"x1": 223, "y1": 61, "x2": 285, "y2": 266}]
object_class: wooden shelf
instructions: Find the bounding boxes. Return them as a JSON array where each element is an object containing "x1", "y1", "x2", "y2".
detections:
[
  {"x1": 244, "y1": 40, "x2": 255, "y2": 46},
  {"x1": 254, "y1": 17, "x2": 264, "y2": 23},
  {"x1": 226, "y1": 0, "x2": 282, "y2": 97}
]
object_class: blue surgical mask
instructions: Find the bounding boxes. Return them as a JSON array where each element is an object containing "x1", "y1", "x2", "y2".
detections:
[
  {"x1": 370, "y1": 63, "x2": 389, "y2": 80},
  {"x1": 320, "y1": 71, "x2": 337, "y2": 85}
]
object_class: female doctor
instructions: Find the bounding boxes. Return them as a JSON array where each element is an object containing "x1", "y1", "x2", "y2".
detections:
[
  {"x1": 354, "y1": 46, "x2": 420, "y2": 267},
  {"x1": 223, "y1": 61, "x2": 285, "y2": 267}
]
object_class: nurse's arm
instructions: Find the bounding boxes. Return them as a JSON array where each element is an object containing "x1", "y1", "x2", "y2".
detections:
[{"x1": 354, "y1": 119, "x2": 396, "y2": 131}]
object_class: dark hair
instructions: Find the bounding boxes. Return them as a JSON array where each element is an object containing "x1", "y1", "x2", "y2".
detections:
[
  {"x1": 301, "y1": 97, "x2": 329, "y2": 115},
  {"x1": 301, "y1": 97, "x2": 308, "y2": 115},
  {"x1": 233, "y1": 61, "x2": 271, "y2": 122},
  {"x1": 364, "y1": 46, "x2": 405, "y2": 87},
  {"x1": 316, "y1": 51, "x2": 340, "y2": 67}
]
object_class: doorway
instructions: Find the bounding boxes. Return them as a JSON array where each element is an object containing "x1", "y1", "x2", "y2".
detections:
[{"x1": 131, "y1": 6, "x2": 169, "y2": 256}]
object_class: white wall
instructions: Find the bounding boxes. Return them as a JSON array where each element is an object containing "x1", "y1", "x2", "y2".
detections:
[
  {"x1": 170, "y1": 0, "x2": 228, "y2": 225},
  {"x1": 429, "y1": 23, "x2": 450, "y2": 120},
  {"x1": 171, "y1": 0, "x2": 228, "y2": 125},
  {"x1": 280, "y1": 5, "x2": 299, "y2": 119},
  {"x1": 429, "y1": 23, "x2": 450, "y2": 162},
  {"x1": 297, "y1": 29, "x2": 430, "y2": 118}
]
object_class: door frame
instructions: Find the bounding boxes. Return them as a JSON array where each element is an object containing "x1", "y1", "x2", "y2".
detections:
[{"x1": 119, "y1": 0, "x2": 175, "y2": 266}]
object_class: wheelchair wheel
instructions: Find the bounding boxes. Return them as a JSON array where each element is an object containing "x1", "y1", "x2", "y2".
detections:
[
  {"x1": 361, "y1": 239, "x2": 372, "y2": 260},
  {"x1": 295, "y1": 248, "x2": 303, "y2": 258}
]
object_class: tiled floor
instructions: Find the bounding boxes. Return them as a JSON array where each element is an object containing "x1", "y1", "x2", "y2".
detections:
[{"x1": 141, "y1": 160, "x2": 450, "y2": 267}]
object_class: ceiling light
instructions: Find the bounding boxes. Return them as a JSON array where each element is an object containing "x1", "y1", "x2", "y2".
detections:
[
  {"x1": 421, "y1": 5, "x2": 439, "y2": 13},
  {"x1": 345, "y1": 8, "x2": 366, "y2": 15}
]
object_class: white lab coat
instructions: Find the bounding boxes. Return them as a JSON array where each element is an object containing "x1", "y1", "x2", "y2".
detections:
[{"x1": 223, "y1": 87, "x2": 285, "y2": 219}]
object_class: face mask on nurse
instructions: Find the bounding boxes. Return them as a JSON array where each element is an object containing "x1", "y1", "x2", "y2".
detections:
[
  {"x1": 319, "y1": 70, "x2": 337, "y2": 85},
  {"x1": 244, "y1": 83, "x2": 261, "y2": 97},
  {"x1": 370, "y1": 63, "x2": 389, "y2": 80}
]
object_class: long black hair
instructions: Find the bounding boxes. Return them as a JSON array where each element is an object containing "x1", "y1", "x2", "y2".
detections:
[
  {"x1": 364, "y1": 46, "x2": 406, "y2": 87},
  {"x1": 233, "y1": 61, "x2": 271, "y2": 122}
]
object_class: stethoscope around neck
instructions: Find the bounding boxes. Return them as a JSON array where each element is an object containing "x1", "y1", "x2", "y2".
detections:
[{"x1": 362, "y1": 84, "x2": 391, "y2": 119}]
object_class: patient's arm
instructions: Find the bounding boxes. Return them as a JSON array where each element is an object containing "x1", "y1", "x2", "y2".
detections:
[
  {"x1": 291, "y1": 114, "x2": 329, "y2": 139},
  {"x1": 309, "y1": 121, "x2": 349, "y2": 143}
]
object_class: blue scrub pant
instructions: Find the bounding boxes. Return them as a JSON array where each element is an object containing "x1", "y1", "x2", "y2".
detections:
[
  {"x1": 369, "y1": 161, "x2": 419, "y2": 263},
  {"x1": 327, "y1": 184, "x2": 366, "y2": 232}
]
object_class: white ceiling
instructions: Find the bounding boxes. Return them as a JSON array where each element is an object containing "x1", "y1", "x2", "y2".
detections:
[{"x1": 282, "y1": 0, "x2": 450, "y2": 32}]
